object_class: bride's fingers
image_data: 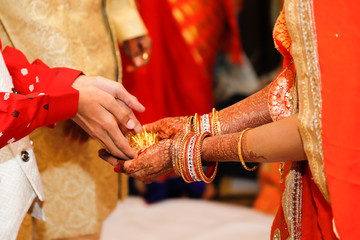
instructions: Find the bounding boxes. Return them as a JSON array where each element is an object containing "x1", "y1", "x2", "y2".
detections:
[
  {"x1": 117, "y1": 99, "x2": 142, "y2": 133},
  {"x1": 143, "y1": 122, "x2": 160, "y2": 133}
]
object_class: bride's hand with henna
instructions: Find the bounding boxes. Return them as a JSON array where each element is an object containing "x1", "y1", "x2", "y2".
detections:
[
  {"x1": 144, "y1": 117, "x2": 186, "y2": 140},
  {"x1": 98, "y1": 139, "x2": 173, "y2": 183}
]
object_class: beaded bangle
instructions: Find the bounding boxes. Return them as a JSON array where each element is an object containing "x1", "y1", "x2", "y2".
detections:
[
  {"x1": 186, "y1": 135, "x2": 201, "y2": 182},
  {"x1": 208, "y1": 114, "x2": 213, "y2": 135},
  {"x1": 200, "y1": 114, "x2": 211, "y2": 133},
  {"x1": 238, "y1": 128, "x2": 258, "y2": 171},
  {"x1": 192, "y1": 134, "x2": 204, "y2": 181},
  {"x1": 183, "y1": 134, "x2": 195, "y2": 181},
  {"x1": 192, "y1": 134, "x2": 202, "y2": 181}
]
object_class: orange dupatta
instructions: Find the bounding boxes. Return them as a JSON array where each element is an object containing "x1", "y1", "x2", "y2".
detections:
[{"x1": 316, "y1": 0, "x2": 360, "y2": 239}]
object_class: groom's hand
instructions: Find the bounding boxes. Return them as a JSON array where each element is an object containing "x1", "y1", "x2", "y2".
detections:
[
  {"x1": 72, "y1": 75, "x2": 145, "y2": 159},
  {"x1": 122, "y1": 35, "x2": 152, "y2": 72}
]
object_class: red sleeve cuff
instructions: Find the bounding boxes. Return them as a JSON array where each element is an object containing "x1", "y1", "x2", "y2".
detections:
[
  {"x1": 44, "y1": 87, "x2": 79, "y2": 126},
  {"x1": 50, "y1": 67, "x2": 83, "y2": 91},
  {"x1": 44, "y1": 67, "x2": 82, "y2": 126}
]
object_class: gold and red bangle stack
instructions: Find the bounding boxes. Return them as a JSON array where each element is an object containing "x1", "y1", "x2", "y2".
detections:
[
  {"x1": 170, "y1": 131, "x2": 218, "y2": 183},
  {"x1": 174, "y1": 132, "x2": 193, "y2": 183},
  {"x1": 171, "y1": 108, "x2": 221, "y2": 183},
  {"x1": 183, "y1": 108, "x2": 221, "y2": 136}
]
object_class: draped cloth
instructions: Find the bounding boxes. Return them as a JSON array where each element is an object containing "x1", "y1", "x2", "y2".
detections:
[
  {"x1": 316, "y1": 1, "x2": 360, "y2": 239},
  {"x1": 122, "y1": 0, "x2": 242, "y2": 124},
  {"x1": 270, "y1": 1, "x2": 334, "y2": 239},
  {"x1": 269, "y1": 0, "x2": 360, "y2": 239},
  {"x1": 122, "y1": 0, "x2": 213, "y2": 123}
]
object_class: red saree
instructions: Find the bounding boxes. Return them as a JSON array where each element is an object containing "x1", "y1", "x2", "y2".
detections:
[
  {"x1": 269, "y1": 0, "x2": 360, "y2": 239},
  {"x1": 317, "y1": 0, "x2": 360, "y2": 239}
]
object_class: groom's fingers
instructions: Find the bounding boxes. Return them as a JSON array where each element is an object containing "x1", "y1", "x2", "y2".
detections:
[
  {"x1": 98, "y1": 149, "x2": 120, "y2": 166},
  {"x1": 99, "y1": 149, "x2": 138, "y2": 175},
  {"x1": 98, "y1": 149, "x2": 159, "y2": 181},
  {"x1": 117, "y1": 99, "x2": 142, "y2": 133}
]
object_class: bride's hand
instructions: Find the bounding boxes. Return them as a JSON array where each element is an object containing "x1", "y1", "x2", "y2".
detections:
[
  {"x1": 99, "y1": 139, "x2": 173, "y2": 183},
  {"x1": 145, "y1": 117, "x2": 185, "y2": 140}
]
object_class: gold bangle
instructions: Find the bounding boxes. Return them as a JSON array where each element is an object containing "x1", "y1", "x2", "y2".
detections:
[
  {"x1": 195, "y1": 131, "x2": 217, "y2": 183},
  {"x1": 212, "y1": 108, "x2": 221, "y2": 136},
  {"x1": 237, "y1": 128, "x2": 258, "y2": 171},
  {"x1": 184, "y1": 116, "x2": 193, "y2": 132},
  {"x1": 178, "y1": 132, "x2": 194, "y2": 183},
  {"x1": 193, "y1": 113, "x2": 199, "y2": 134},
  {"x1": 171, "y1": 132, "x2": 184, "y2": 176}
]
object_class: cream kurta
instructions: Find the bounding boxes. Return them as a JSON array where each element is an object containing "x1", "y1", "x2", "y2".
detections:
[{"x1": 0, "y1": 0, "x2": 146, "y2": 239}]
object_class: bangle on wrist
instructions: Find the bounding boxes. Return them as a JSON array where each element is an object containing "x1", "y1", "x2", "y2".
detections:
[{"x1": 238, "y1": 128, "x2": 258, "y2": 171}]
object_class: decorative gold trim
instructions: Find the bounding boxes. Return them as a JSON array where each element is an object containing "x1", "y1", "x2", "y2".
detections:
[
  {"x1": 273, "y1": 228, "x2": 281, "y2": 240},
  {"x1": 282, "y1": 163, "x2": 303, "y2": 240},
  {"x1": 332, "y1": 218, "x2": 340, "y2": 239},
  {"x1": 285, "y1": 0, "x2": 330, "y2": 202},
  {"x1": 268, "y1": 62, "x2": 298, "y2": 122}
]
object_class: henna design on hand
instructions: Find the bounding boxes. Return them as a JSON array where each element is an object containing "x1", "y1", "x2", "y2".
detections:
[
  {"x1": 219, "y1": 84, "x2": 272, "y2": 134},
  {"x1": 121, "y1": 139, "x2": 173, "y2": 183},
  {"x1": 201, "y1": 133, "x2": 239, "y2": 162},
  {"x1": 145, "y1": 117, "x2": 186, "y2": 140}
]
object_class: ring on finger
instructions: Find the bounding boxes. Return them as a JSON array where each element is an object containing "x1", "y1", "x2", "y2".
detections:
[{"x1": 142, "y1": 52, "x2": 149, "y2": 61}]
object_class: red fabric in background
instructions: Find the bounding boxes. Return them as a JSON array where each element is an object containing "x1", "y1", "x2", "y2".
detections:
[
  {"x1": 122, "y1": 0, "x2": 214, "y2": 124},
  {"x1": 315, "y1": 0, "x2": 360, "y2": 239},
  {"x1": 223, "y1": 0, "x2": 243, "y2": 65}
]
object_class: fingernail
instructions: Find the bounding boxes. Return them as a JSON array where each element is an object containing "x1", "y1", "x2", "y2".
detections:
[
  {"x1": 129, "y1": 151, "x2": 138, "y2": 159},
  {"x1": 138, "y1": 149, "x2": 145, "y2": 155},
  {"x1": 99, "y1": 153, "x2": 105, "y2": 160},
  {"x1": 134, "y1": 125, "x2": 142, "y2": 133},
  {"x1": 126, "y1": 119, "x2": 135, "y2": 129},
  {"x1": 114, "y1": 165, "x2": 121, "y2": 173}
]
